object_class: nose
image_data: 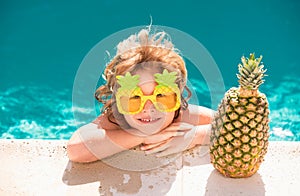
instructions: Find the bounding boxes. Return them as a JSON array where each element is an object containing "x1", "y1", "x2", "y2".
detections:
[{"x1": 142, "y1": 100, "x2": 155, "y2": 113}]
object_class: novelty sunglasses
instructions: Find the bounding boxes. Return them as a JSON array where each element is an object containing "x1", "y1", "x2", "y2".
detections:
[{"x1": 115, "y1": 69, "x2": 181, "y2": 114}]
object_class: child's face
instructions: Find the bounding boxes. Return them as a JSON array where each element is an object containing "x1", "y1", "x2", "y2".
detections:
[{"x1": 123, "y1": 68, "x2": 176, "y2": 135}]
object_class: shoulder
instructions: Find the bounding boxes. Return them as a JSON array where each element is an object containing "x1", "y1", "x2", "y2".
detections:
[
  {"x1": 179, "y1": 104, "x2": 215, "y2": 125},
  {"x1": 92, "y1": 113, "x2": 121, "y2": 130}
]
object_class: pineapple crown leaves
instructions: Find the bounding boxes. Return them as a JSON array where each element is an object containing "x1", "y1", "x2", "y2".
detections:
[
  {"x1": 154, "y1": 69, "x2": 178, "y2": 87},
  {"x1": 116, "y1": 72, "x2": 140, "y2": 90},
  {"x1": 237, "y1": 53, "x2": 267, "y2": 90}
]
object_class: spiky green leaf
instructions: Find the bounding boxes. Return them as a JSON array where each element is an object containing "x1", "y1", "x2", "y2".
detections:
[
  {"x1": 154, "y1": 69, "x2": 178, "y2": 87},
  {"x1": 116, "y1": 72, "x2": 140, "y2": 90},
  {"x1": 237, "y1": 53, "x2": 267, "y2": 90}
]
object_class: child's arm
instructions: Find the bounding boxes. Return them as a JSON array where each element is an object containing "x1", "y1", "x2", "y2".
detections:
[
  {"x1": 141, "y1": 122, "x2": 211, "y2": 156},
  {"x1": 140, "y1": 104, "x2": 215, "y2": 156},
  {"x1": 67, "y1": 115, "x2": 145, "y2": 163}
]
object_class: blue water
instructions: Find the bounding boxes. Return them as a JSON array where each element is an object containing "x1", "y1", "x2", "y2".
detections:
[{"x1": 1, "y1": 0, "x2": 300, "y2": 140}]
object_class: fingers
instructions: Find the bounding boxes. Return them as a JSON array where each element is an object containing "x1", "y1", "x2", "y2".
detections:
[
  {"x1": 142, "y1": 122, "x2": 193, "y2": 144},
  {"x1": 143, "y1": 131, "x2": 184, "y2": 144},
  {"x1": 141, "y1": 138, "x2": 172, "y2": 150},
  {"x1": 163, "y1": 122, "x2": 193, "y2": 132}
]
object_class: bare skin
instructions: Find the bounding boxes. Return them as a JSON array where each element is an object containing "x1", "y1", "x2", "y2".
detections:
[
  {"x1": 67, "y1": 104, "x2": 214, "y2": 163},
  {"x1": 67, "y1": 68, "x2": 214, "y2": 162}
]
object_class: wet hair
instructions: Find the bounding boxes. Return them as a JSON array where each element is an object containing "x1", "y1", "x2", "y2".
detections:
[{"x1": 95, "y1": 28, "x2": 192, "y2": 127}]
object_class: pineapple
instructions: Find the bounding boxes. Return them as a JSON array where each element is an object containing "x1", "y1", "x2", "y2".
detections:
[
  {"x1": 154, "y1": 69, "x2": 181, "y2": 111},
  {"x1": 116, "y1": 72, "x2": 142, "y2": 113},
  {"x1": 210, "y1": 53, "x2": 270, "y2": 178}
]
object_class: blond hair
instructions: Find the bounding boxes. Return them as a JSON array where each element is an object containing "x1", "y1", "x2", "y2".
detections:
[{"x1": 95, "y1": 28, "x2": 191, "y2": 125}]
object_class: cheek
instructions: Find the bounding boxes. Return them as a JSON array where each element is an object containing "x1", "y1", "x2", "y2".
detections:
[
  {"x1": 124, "y1": 114, "x2": 136, "y2": 127},
  {"x1": 162, "y1": 112, "x2": 175, "y2": 127}
]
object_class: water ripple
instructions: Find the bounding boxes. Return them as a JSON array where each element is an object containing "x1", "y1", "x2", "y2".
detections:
[
  {"x1": 0, "y1": 75, "x2": 299, "y2": 140},
  {"x1": 0, "y1": 85, "x2": 93, "y2": 139}
]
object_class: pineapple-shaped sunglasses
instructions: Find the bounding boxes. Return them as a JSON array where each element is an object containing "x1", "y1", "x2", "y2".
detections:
[{"x1": 116, "y1": 69, "x2": 181, "y2": 114}]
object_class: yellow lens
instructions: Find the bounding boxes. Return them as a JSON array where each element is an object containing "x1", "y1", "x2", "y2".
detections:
[
  {"x1": 120, "y1": 95, "x2": 141, "y2": 113},
  {"x1": 156, "y1": 92, "x2": 177, "y2": 110}
]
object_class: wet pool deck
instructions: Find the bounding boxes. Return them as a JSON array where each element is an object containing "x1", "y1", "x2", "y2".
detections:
[{"x1": 0, "y1": 140, "x2": 299, "y2": 196}]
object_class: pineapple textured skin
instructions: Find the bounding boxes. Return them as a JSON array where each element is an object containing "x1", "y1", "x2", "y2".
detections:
[{"x1": 210, "y1": 86, "x2": 270, "y2": 178}]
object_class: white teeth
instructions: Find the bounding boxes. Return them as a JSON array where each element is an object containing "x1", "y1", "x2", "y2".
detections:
[{"x1": 140, "y1": 118, "x2": 158, "y2": 122}]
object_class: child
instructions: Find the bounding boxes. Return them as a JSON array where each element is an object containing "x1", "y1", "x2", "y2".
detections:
[{"x1": 67, "y1": 27, "x2": 214, "y2": 163}]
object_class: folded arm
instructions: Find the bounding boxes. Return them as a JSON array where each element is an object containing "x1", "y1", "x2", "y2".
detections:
[
  {"x1": 67, "y1": 115, "x2": 144, "y2": 163},
  {"x1": 67, "y1": 104, "x2": 215, "y2": 162},
  {"x1": 140, "y1": 104, "x2": 215, "y2": 156}
]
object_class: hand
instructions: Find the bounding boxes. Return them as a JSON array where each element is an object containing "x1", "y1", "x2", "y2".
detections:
[{"x1": 141, "y1": 122, "x2": 197, "y2": 157}]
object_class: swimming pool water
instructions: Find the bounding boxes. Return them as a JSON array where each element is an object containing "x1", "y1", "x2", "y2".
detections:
[
  {"x1": 1, "y1": 0, "x2": 300, "y2": 141},
  {"x1": 0, "y1": 74, "x2": 299, "y2": 141}
]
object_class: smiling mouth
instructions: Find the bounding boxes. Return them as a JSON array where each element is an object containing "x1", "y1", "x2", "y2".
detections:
[{"x1": 138, "y1": 118, "x2": 160, "y2": 123}]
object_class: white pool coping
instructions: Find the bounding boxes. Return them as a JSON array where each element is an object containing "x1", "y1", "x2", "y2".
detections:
[{"x1": 0, "y1": 140, "x2": 299, "y2": 195}]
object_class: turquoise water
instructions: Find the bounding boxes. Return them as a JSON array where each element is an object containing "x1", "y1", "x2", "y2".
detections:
[{"x1": 1, "y1": 0, "x2": 299, "y2": 140}]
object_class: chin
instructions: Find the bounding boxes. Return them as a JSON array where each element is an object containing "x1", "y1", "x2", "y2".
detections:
[
  {"x1": 135, "y1": 117, "x2": 165, "y2": 135},
  {"x1": 125, "y1": 115, "x2": 173, "y2": 136},
  {"x1": 124, "y1": 112, "x2": 175, "y2": 135}
]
